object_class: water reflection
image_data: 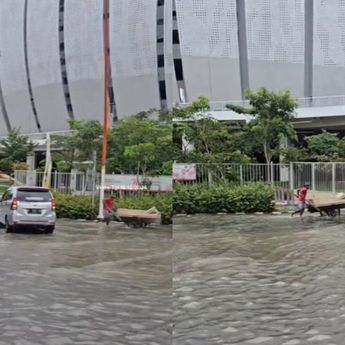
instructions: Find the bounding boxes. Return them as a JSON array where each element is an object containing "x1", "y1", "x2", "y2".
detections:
[
  {"x1": 0, "y1": 220, "x2": 172, "y2": 345},
  {"x1": 174, "y1": 215, "x2": 345, "y2": 345}
]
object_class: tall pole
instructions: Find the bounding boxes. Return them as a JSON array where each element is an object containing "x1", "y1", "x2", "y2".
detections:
[
  {"x1": 304, "y1": 0, "x2": 314, "y2": 103},
  {"x1": 98, "y1": 0, "x2": 110, "y2": 219},
  {"x1": 236, "y1": 0, "x2": 250, "y2": 100}
]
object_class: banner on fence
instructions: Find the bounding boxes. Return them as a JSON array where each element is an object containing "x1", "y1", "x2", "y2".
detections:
[
  {"x1": 103, "y1": 175, "x2": 172, "y2": 192},
  {"x1": 173, "y1": 163, "x2": 196, "y2": 181}
]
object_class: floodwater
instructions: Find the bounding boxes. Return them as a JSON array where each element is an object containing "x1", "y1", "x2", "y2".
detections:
[
  {"x1": 174, "y1": 214, "x2": 345, "y2": 345},
  {"x1": 0, "y1": 220, "x2": 172, "y2": 345}
]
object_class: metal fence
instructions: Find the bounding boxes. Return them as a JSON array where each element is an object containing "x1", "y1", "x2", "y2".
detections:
[
  {"x1": 175, "y1": 162, "x2": 345, "y2": 193},
  {"x1": 14, "y1": 170, "x2": 100, "y2": 195},
  {"x1": 12, "y1": 171, "x2": 173, "y2": 198}
]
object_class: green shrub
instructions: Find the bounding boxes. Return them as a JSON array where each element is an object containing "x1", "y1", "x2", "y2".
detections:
[
  {"x1": 54, "y1": 193, "x2": 98, "y2": 220},
  {"x1": 173, "y1": 183, "x2": 274, "y2": 214},
  {"x1": 53, "y1": 192, "x2": 172, "y2": 225}
]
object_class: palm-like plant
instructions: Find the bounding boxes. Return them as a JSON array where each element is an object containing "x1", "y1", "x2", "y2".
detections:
[{"x1": 0, "y1": 129, "x2": 35, "y2": 173}]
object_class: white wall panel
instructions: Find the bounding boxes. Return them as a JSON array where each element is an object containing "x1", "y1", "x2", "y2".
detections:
[
  {"x1": 110, "y1": 0, "x2": 159, "y2": 116},
  {"x1": 314, "y1": 0, "x2": 345, "y2": 66},
  {"x1": 0, "y1": 0, "x2": 36, "y2": 133},
  {"x1": 110, "y1": 0, "x2": 157, "y2": 77},
  {"x1": 175, "y1": 0, "x2": 241, "y2": 100},
  {"x1": 246, "y1": 0, "x2": 304, "y2": 63},
  {"x1": 0, "y1": 116, "x2": 6, "y2": 136},
  {"x1": 64, "y1": 0, "x2": 103, "y2": 121},
  {"x1": 175, "y1": 0, "x2": 239, "y2": 58},
  {"x1": 27, "y1": 0, "x2": 68, "y2": 131},
  {"x1": 246, "y1": 0, "x2": 304, "y2": 97},
  {"x1": 313, "y1": 0, "x2": 345, "y2": 96}
]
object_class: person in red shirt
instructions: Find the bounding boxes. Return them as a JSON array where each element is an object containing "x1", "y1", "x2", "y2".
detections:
[
  {"x1": 103, "y1": 196, "x2": 116, "y2": 225},
  {"x1": 291, "y1": 184, "x2": 310, "y2": 217}
]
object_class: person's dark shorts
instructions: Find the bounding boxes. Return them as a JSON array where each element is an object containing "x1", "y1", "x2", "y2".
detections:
[{"x1": 298, "y1": 201, "x2": 306, "y2": 210}]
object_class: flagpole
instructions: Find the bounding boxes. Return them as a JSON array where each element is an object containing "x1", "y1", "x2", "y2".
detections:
[{"x1": 98, "y1": 0, "x2": 110, "y2": 219}]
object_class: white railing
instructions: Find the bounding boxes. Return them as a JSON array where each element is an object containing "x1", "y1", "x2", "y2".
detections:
[
  {"x1": 14, "y1": 170, "x2": 99, "y2": 195},
  {"x1": 0, "y1": 130, "x2": 77, "y2": 141},
  {"x1": 180, "y1": 95, "x2": 345, "y2": 112},
  {"x1": 12, "y1": 171, "x2": 173, "y2": 197},
  {"x1": 174, "y1": 162, "x2": 345, "y2": 194}
]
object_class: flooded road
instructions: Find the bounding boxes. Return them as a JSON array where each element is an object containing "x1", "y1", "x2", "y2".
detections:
[
  {"x1": 0, "y1": 220, "x2": 172, "y2": 345},
  {"x1": 174, "y1": 215, "x2": 345, "y2": 345}
]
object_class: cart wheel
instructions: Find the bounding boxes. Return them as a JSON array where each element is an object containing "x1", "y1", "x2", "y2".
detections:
[{"x1": 328, "y1": 209, "x2": 337, "y2": 217}]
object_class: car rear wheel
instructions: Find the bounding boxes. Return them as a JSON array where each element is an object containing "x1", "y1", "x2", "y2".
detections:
[
  {"x1": 45, "y1": 225, "x2": 55, "y2": 234},
  {"x1": 5, "y1": 217, "x2": 14, "y2": 233}
]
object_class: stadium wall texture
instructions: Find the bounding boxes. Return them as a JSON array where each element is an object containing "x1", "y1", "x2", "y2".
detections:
[{"x1": 1, "y1": 0, "x2": 345, "y2": 135}]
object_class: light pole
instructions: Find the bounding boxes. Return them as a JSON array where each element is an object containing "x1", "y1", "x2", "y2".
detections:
[{"x1": 98, "y1": 0, "x2": 110, "y2": 219}]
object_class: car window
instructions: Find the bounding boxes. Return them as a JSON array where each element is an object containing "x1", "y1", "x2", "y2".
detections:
[
  {"x1": 2, "y1": 191, "x2": 12, "y2": 201},
  {"x1": 16, "y1": 190, "x2": 52, "y2": 202}
]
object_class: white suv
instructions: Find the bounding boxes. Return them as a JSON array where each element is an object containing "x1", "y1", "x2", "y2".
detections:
[{"x1": 0, "y1": 187, "x2": 56, "y2": 233}]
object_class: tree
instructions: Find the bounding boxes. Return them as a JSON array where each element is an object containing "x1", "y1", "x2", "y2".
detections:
[
  {"x1": 124, "y1": 143, "x2": 156, "y2": 176},
  {"x1": 52, "y1": 119, "x2": 103, "y2": 171},
  {"x1": 173, "y1": 96, "x2": 250, "y2": 163},
  {"x1": 281, "y1": 146, "x2": 308, "y2": 163},
  {"x1": 227, "y1": 88, "x2": 297, "y2": 164},
  {"x1": 0, "y1": 129, "x2": 35, "y2": 173},
  {"x1": 305, "y1": 132, "x2": 339, "y2": 158},
  {"x1": 107, "y1": 116, "x2": 173, "y2": 176}
]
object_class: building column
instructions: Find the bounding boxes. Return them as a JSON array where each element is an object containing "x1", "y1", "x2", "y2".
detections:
[
  {"x1": 26, "y1": 153, "x2": 35, "y2": 171},
  {"x1": 236, "y1": 0, "x2": 250, "y2": 100},
  {"x1": 304, "y1": 0, "x2": 314, "y2": 102}
]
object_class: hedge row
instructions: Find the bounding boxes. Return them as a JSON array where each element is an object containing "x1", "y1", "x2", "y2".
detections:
[
  {"x1": 53, "y1": 193, "x2": 173, "y2": 225},
  {"x1": 173, "y1": 183, "x2": 275, "y2": 214},
  {"x1": 54, "y1": 194, "x2": 98, "y2": 220},
  {"x1": 53, "y1": 183, "x2": 274, "y2": 224}
]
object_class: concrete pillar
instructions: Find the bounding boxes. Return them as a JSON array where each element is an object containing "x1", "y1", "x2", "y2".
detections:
[
  {"x1": 279, "y1": 137, "x2": 289, "y2": 184},
  {"x1": 304, "y1": 0, "x2": 314, "y2": 101},
  {"x1": 26, "y1": 153, "x2": 35, "y2": 171},
  {"x1": 311, "y1": 163, "x2": 315, "y2": 190},
  {"x1": 70, "y1": 169, "x2": 78, "y2": 193},
  {"x1": 236, "y1": 0, "x2": 250, "y2": 99}
]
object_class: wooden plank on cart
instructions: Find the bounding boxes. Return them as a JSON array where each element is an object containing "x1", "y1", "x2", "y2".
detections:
[{"x1": 116, "y1": 208, "x2": 161, "y2": 227}]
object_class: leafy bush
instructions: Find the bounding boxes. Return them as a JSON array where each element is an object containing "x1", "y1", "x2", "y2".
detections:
[
  {"x1": 53, "y1": 192, "x2": 172, "y2": 225},
  {"x1": 54, "y1": 193, "x2": 98, "y2": 220},
  {"x1": 173, "y1": 183, "x2": 274, "y2": 214}
]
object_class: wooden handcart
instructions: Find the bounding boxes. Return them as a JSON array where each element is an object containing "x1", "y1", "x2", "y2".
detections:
[
  {"x1": 116, "y1": 208, "x2": 161, "y2": 228},
  {"x1": 306, "y1": 192, "x2": 345, "y2": 217}
]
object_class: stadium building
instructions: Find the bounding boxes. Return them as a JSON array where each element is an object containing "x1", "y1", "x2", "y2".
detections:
[{"x1": 2, "y1": 0, "x2": 345, "y2": 136}]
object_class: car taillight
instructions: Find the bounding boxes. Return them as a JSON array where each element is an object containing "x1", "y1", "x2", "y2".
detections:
[
  {"x1": 51, "y1": 199, "x2": 56, "y2": 211},
  {"x1": 11, "y1": 198, "x2": 17, "y2": 210}
]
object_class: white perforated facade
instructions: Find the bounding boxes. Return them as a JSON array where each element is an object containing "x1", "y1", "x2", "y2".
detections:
[
  {"x1": 1, "y1": 0, "x2": 345, "y2": 135},
  {"x1": 246, "y1": 0, "x2": 305, "y2": 63},
  {"x1": 175, "y1": 0, "x2": 239, "y2": 59}
]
